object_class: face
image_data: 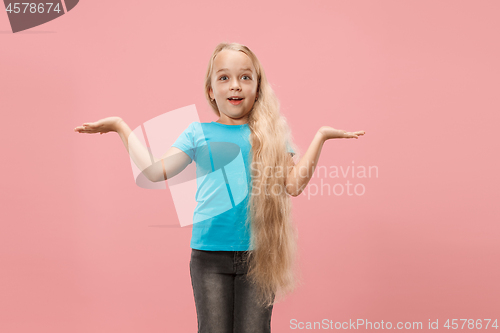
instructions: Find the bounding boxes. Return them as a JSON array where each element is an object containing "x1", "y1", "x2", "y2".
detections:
[{"x1": 209, "y1": 49, "x2": 259, "y2": 124}]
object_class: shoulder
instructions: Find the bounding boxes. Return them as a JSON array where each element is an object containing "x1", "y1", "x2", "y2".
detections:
[
  {"x1": 185, "y1": 121, "x2": 210, "y2": 143},
  {"x1": 188, "y1": 121, "x2": 201, "y2": 128},
  {"x1": 183, "y1": 121, "x2": 202, "y2": 135}
]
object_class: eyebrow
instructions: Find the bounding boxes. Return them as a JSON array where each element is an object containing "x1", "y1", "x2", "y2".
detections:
[{"x1": 216, "y1": 68, "x2": 253, "y2": 73}]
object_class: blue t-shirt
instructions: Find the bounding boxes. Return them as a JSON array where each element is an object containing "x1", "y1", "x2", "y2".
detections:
[{"x1": 172, "y1": 121, "x2": 294, "y2": 251}]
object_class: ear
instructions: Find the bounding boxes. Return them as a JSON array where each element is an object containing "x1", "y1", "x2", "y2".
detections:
[
  {"x1": 256, "y1": 79, "x2": 260, "y2": 100},
  {"x1": 209, "y1": 87, "x2": 214, "y2": 100}
]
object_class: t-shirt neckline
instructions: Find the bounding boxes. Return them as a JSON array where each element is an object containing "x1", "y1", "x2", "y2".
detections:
[{"x1": 211, "y1": 121, "x2": 248, "y2": 127}]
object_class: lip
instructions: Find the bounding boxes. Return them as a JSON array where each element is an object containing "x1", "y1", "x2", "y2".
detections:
[{"x1": 228, "y1": 98, "x2": 243, "y2": 105}]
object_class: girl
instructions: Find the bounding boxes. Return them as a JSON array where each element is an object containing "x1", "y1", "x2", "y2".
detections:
[{"x1": 74, "y1": 42, "x2": 365, "y2": 333}]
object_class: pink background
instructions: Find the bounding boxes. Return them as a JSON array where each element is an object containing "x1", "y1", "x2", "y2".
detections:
[{"x1": 1, "y1": 0, "x2": 499, "y2": 332}]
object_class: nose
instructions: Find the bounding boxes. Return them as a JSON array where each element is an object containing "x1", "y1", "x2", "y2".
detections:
[{"x1": 230, "y1": 78, "x2": 241, "y2": 91}]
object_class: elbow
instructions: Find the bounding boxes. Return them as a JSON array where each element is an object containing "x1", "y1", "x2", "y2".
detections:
[
  {"x1": 150, "y1": 175, "x2": 162, "y2": 183},
  {"x1": 145, "y1": 159, "x2": 168, "y2": 183},
  {"x1": 143, "y1": 171, "x2": 159, "y2": 183},
  {"x1": 285, "y1": 183, "x2": 299, "y2": 197},
  {"x1": 142, "y1": 167, "x2": 164, "y2": 183},
  {"x1": 150, "y1": 170, "x2": 167, "y2": 183},
  {"x1": 285, "y1": 181, "x2": 306, "y2": 197}
]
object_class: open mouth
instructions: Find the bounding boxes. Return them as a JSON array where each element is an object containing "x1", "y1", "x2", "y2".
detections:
[{"x1": 228, "y1": 98, "x2": 244, "y2": 105}]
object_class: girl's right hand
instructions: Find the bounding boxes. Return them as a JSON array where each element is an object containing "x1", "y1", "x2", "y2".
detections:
[
  {"x1": 318, "y1": 126, "x2": 365, "y2": 140},
  {"x1": 74, "y1": 117, "x2": 123, "y2": 134}
]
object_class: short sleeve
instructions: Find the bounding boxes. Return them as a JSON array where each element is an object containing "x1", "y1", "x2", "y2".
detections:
[{"x1": 171, "y1": 122, "x2": 196, "y2": 163}]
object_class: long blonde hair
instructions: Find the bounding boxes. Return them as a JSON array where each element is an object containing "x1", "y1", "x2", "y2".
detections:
[{"x1": 204, "y1": 42, "x2": 302, "y2": 308}]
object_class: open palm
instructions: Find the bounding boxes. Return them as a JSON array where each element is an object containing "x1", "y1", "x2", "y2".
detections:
[
  {"x1": 74, "y1": 117, "x2": 122, "y2": 134},
  {"x1": 319, "y1": 126, "x2": 365, "y2": 140}
]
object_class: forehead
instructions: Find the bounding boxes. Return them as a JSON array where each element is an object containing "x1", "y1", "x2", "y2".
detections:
[{"x1": 213, "y1": 49, "x2": 255, "y2": 73}]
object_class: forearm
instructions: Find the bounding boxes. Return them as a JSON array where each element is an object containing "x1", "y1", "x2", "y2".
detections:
[
  {"x1": 286, "y1": 131, "x2": 326, "y2": 196},
  {"x1": 115, "y1": 119, "x2": 161, "y2": 182}
]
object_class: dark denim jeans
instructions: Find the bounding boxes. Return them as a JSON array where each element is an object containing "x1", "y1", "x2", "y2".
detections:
[{"x1": 190, "y1": 249, "x2": 274, "y2": 333}]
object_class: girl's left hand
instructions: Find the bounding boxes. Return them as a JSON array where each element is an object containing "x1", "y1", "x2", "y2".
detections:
[{"x1": 318, "y1": 126, "x2": 365, "y2": 140}]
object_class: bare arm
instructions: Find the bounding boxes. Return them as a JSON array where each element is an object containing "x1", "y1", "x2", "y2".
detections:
[
  {"x1": 115, "y1": 119, "x2": 192, "y2": 182},
  {"x1": 285, "y1": 126, "x2": 365, "y2": 197},
  {"x1": 114, "y1": 119, "x2": 158, "y2": 181},
  {"x1": 75, "y1": 117, "x2": 192, "y2": 183}
]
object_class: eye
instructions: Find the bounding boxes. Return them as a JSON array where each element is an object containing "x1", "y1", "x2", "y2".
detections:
[
  {"x1": 219, "y1": 75, "x2": 228, "y2": 81},
  {"x1": 242, "y1": 75, "x2": 251, "y2": 80}
]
